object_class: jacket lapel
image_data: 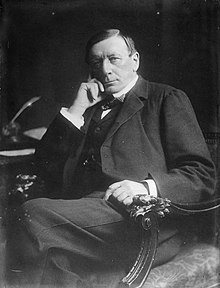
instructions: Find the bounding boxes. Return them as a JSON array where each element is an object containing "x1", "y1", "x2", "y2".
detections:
[{"x1": 104, "y1": 77, "x2": 149, "y2": 141}]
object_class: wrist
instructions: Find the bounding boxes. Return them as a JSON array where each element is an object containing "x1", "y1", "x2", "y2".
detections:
[{"x1": 67, "y1": 104, "x2": 86, "y2": 118}]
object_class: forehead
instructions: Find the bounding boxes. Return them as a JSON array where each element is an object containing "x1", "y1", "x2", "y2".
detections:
[{"x1": 89, "y1": 36, "x2": 129, "y2": 57}]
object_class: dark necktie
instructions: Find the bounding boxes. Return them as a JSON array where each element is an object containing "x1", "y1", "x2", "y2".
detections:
[
  {"x1": 101, "y1": 95, "x2": 122, "y2": 111},
  {"x1": 92, "y1": 95, "x2": 123, "y2": 122}
]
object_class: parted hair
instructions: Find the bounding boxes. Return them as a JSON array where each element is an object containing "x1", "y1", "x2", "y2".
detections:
[{"x1": 85, "y1": 29, "x2": 137, "y2": 64}]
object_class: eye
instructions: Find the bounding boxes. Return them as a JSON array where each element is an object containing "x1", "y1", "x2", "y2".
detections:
[
  {"x1": 90, "y1": 58, "x2": 102, "y2": 68},
  {"x1": 109, "y1": 56, "x2": 121, "y2": 63}
]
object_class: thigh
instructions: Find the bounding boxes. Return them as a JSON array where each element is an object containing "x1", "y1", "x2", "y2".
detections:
[
  {"x1": 20, "y1": 196, "x2": 124, "y2": 226},
  {"x1": 14, "y1": 196, "x2": 137, "y2": 248}
]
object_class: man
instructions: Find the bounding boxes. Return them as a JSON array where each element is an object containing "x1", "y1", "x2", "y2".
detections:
[{"x1": 6, "y1": 29, "x2": 215, "y2": 288}]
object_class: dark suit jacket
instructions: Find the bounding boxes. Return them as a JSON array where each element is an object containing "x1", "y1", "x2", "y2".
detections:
[{"x1": 35, "y1": 76, "x2": 216, "y2": 204}]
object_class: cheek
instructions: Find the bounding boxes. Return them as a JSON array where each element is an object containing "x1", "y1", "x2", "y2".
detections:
[
  {"x1": 118, "y1": 67, "x2": 135, "y2": 81},
  {"x1": 114, "y1": 65, "x2": 133, "y2": 77}
]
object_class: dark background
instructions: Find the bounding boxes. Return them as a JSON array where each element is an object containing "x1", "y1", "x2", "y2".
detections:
[
  {"x1": 0, "y1": 1, "x2": 219, "y2": 284},
  {"x1": 1, "y1": 0, "x2": 220, "y2": 132}
]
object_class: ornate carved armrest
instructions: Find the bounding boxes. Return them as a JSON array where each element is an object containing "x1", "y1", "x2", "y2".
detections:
[{"x1": 118, "y1": 195, "x2": 220, "y2": 288}]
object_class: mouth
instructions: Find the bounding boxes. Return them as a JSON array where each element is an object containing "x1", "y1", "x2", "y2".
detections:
[{"x1": 104, "y1": 80, "x2": 117, "y2": 86}]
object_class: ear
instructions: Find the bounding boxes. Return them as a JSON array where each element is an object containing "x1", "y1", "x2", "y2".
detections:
[{"x1": 131, "y1": 52, "x2": 140, "y2": 72}]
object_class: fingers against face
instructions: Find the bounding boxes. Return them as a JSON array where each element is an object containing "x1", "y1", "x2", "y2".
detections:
[
  {"x1": 84, "y1": 77, "x2": 105, "y2": 104},
  {"x1": 85, "y1": 83, "x2": 100, "y2": 102},
  {"x1": 69, "y1": 76, "x2": 106, "y2": 118},
  {"x1": 89, "y1": 78, "x2": 105, "y2": 93}
]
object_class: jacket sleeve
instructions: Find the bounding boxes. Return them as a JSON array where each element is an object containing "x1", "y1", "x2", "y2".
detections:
[
  {"x1": 150, "y1": 89, "x2": 216, "y2": 203},
  {"x1": 34, "y1": 113, "x2": 85, "y2": 196}
]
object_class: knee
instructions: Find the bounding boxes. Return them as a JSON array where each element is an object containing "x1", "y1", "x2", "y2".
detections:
[
  {"x1": 11, "y1": 198, "x2": 51, "y2": 238},
  {"x1": 21, "y1": 197, "x2": 51, "y2": 213},
  {"x1": 16, "y1": 198, "x2": 46, "y2": 220}
]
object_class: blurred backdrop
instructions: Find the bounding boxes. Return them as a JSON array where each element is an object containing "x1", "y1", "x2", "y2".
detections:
[{"x1": 0, "y1": 0, "x2": 219, "y2": 133}]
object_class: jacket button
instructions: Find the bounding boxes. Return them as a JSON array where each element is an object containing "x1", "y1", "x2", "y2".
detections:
[
  {"x1": 94, "y1": 127, "x2": 101, "y2": 133},
  {"x1": 104, "y1": 154, "x2": 108, "y2": 158}
]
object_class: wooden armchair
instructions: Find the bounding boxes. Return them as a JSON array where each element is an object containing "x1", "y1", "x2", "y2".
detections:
[{"x1": 119, "y1": 195, "x2": 220, "y2": 288}]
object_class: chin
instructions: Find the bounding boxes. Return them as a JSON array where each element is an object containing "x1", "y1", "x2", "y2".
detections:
[{"x1": 104, "y1": 86, "x2": 121, "y2": 94}]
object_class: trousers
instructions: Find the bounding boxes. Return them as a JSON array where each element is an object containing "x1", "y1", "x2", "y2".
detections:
[{"x1": 6, "y1": 192, "x2": 184, "y2": 288}]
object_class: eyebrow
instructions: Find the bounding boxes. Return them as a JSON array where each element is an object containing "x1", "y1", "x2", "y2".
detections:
[
  {"x1": 108, "y1": 53, "x2": 122, "y2": 57},
  {"x1": 90, "y1": 52, "x2": 123, "y2": 60}
]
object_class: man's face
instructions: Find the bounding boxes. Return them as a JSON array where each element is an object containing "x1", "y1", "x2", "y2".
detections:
[{"x1": 88, "y1": 36, "x2": 139, "y2": 94}]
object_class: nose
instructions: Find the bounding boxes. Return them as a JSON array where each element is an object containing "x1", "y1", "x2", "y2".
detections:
[{"x1": 101, "y1": 58, "x2": 112, "y2": 75}]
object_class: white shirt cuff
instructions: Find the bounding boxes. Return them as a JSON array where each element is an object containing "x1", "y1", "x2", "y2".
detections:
[
  {"x1": 60, "y1": 107, "x2": 84, "y2": 129},
  {"x1": 142, "y1": 179, "x2": 158, "y2": 197}
]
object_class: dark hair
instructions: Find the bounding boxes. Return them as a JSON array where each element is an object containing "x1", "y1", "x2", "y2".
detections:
[{"x1": 85, "y1": 29, "x2": 137, "y2": 64}]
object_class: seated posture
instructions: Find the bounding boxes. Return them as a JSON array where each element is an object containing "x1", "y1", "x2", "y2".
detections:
[{"x1": 6, "y1": 29, "x2": 216, "y2": 288}]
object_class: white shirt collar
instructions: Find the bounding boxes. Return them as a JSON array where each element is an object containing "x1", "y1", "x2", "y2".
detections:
[{"x1": 113, "y1": 75, "x2": 139, "y2": 101}]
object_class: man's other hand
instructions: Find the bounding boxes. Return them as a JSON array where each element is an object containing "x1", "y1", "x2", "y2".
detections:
[{"x1": 104, "y1": 180, "x2": 150, "y2": 206}]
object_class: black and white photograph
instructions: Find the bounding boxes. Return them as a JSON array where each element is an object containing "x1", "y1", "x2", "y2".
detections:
[{"x1": 0, "y1": 1, "x2": 219, "y2": 287}]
